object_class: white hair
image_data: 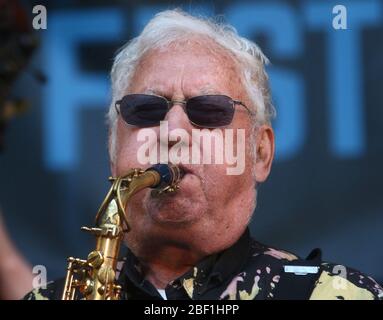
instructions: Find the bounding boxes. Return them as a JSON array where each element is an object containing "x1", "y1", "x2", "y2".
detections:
[{"x1": 107, "y1": 9, "x2": 275, "y2": 162}]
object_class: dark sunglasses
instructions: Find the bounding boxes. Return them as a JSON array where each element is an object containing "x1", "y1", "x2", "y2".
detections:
[{"x1": 115, "y1": 94, "x2": 252, "y2": 128}]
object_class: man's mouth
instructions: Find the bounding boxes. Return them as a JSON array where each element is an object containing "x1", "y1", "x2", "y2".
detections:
[{"x1": 176, "y1": 164, "x2": 195, "y2": 177}]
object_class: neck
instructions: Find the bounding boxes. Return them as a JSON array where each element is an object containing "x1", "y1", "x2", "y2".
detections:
[{"x1": 136, "y1": 245, "x2": 204, "y2": 289}]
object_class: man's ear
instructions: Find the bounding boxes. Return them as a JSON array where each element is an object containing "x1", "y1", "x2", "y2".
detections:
[{"x1": 254, "y1": 125, "x2": 275, "y2": 183}]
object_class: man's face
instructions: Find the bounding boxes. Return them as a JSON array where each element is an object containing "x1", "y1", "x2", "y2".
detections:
[{"x1": 111, "y1": 39, "x2": 273, "y2": 258}]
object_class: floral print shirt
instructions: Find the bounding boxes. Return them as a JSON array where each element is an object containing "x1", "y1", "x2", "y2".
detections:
[{"x1": 24, "y1": 228, "x2": 383, "y2": 300}]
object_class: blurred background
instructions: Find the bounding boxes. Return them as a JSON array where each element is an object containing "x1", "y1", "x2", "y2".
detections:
[{"x1": 1, "y1": 0, "x2": 382, "y2": 286}]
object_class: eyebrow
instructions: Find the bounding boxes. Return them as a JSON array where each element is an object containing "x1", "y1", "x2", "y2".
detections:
[
  {"x1": 142, "y1": 88, "x2": 159, "y2": 95},
  {"x1": 199, "y1": 87, "x2": 221, "y2": 95},
  {"x1": 142, "y1": 86, "x2": 222, "y2": 97}
]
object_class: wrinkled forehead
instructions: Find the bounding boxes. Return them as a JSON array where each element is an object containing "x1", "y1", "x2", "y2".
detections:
[{"x1": 127, "y1": 37, "x2": 246, "y2": 99}]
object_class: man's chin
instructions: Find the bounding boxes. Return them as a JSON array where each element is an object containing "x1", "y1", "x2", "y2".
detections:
[
  {"x1": 145, "y1": 197, "x2": 205, "y2": 226},
  {"x1": 147, "y1": 205, "x2": 201, "y2": 226}
]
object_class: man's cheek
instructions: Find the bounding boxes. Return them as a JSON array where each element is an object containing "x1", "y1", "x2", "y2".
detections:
[
  {"x1": 115, "y1": 147, "x2": 140, "y2": 176},
  {"x1": 203, "y1": 167, "x2": 229, "y2": 190}
]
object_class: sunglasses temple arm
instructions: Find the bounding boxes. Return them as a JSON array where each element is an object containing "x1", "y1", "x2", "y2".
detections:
[
  {"x1": 115, "y1": 101, "x2": 121, "y2": 115},
  {"x1": 234, "y1": 100, "x2": 254, "y2": 115}
]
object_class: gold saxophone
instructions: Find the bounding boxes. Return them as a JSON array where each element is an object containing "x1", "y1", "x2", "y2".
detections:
[{"x1": 61, "y1": 164, "x2": 183, "y2": 300}]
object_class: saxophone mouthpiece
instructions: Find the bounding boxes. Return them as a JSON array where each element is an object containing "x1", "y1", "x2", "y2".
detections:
[{"x1": 146, "y1": 164, "x2": 184, "y2": 190}]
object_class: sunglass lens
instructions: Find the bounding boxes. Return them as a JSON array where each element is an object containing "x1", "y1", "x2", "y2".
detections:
[
  {"x1": 119, "y1": 94, "x2": 168, "y2": 127},
  {"x1": 186, "y1": 95, "x2": 234, "y2": 127}
]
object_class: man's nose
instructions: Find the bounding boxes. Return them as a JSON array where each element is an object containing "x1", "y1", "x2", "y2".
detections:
[{"x1": 164, "y1": 102, "x2": 193, "y2": 133}]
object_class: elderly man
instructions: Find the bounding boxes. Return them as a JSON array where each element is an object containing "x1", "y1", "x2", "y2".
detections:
[{"x1": 25, "y1": 9, "x2": 382, "y2": 300}]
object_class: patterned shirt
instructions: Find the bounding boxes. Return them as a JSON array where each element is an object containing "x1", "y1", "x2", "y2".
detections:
[{"x1": 24, "y1": 228, "x2": 383, "y2": 300}]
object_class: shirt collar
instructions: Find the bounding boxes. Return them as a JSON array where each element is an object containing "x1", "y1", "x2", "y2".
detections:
[{"x1": 118, "y1": 227, "x2": 252, "y2": 299}]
